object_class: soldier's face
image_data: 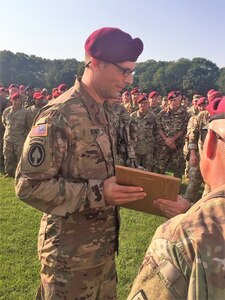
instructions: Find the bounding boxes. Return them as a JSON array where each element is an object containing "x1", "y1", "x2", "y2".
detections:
[
  {"x1": 138, "y1": 101, "x2": 149, "y2": 113},
  {"x1": 12, "y1": 98, "x2": 22, "y2": 110},
  {"x1": 168, "y1": 97, "x2": 181, "y2": 109},
  {"x1": 149, "y1": 96, "x2": 158, "y2": 107},
  {"x1": 131, "y1": 93, "x2": 141, "y2": 105},
  {"x1": 94, "y1": 60, "x2": 135, "y2": 100}
]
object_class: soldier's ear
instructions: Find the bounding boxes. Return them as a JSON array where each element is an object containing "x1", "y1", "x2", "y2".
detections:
[{"x1": 206, "y1": 130, "x2": 217, "y2": 159}]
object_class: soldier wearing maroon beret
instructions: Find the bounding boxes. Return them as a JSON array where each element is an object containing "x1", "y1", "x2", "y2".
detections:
[
  {"x1": 15, "y1": 27, "x2": 144, "y2": 299},
  {"x1": 148, "y1": 91, "x2": 161, "y2": 115}
]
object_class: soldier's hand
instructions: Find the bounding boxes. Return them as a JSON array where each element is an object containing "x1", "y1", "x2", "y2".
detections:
[
  {"x1": 153, "y1": 195, "x2": 191, "y2": 218},
  {"x1": 104, "y1": 176, "x2": 147, "y2": 205}
]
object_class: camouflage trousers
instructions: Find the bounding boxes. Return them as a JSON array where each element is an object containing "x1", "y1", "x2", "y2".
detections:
[
  {"x1": 135, "y1": 153, "x2": 154, "y2": 171},
  {"x1": 184, "y1": 166, "x2": 211, "y2": 203},
  {"x1": 3, "y1": 140, "x2": 25, "y2": 177},
  {"x1": 36, "y1": 255, "x2": 117, "y2": 300},
  {"x1": 153, "y1": 144, "x2": 185, "y2": 179}
]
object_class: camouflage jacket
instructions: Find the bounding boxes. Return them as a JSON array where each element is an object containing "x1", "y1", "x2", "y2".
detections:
[
  {"x1": 15, "y1": 78, "x2": 119, "y2": 270},
  {"x1": 156, "y1": 106, "x2": 189, "y2": 145},
  {"x1": 130, "y1": 109, "x2": 156, "y2": 155},
  {"x1": 187, "y1": 105, "x2": 199, "y2": 117},
  {"x1": 128, "y1": 185, "x2": 225, "y2": 300},
  {"x1": 148, "y1": 105, "x2": 161, "y2": 116},
  {"x1": 2, "y1": 106, "x2": 32, "y2": 142},
  {"x1": 188, "y1": 110, "x2": 210, "y2": 155}
]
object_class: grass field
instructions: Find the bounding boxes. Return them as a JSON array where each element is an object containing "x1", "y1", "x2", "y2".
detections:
[{"x1": 0, "y1": 175, "x2": 184, "y2": 299}]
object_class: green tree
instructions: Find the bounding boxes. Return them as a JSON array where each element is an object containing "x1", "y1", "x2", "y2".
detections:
[{"x1": 217, "y1": 68, "x2": 225, "y2": 94}]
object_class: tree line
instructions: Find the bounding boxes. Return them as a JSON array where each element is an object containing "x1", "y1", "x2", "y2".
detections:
[{"x1": 0, "y1": 50, "x2": 224, "y2": 97}]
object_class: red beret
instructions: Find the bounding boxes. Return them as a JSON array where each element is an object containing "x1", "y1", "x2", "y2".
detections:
[
  {"x1": 207, "y1": 96, "x2": 225, "y2": 116},
  {"x1": 131, "y1": 87, "x2": 141, "y2": 94},
  {"x1": 208, "y1": 91, "x2": 222, "y2": 103},
  {"x1": 85, "y1": 27, "x2": 143, "y2": 63},
  {"x1": 19, "y1": 85, "x2": 25, "y2": 90},
  {"x1": 207, "y1": 89, "x2": 215, "y2": 97},
  {"x1": 0, "y1": 87, "x2": 5, "y2": 92},
  {"x1": 33, "y1": 92, "x2": 44, "y2": 100},
  {"x1": 11, "y1": 93, "x2": 21, "y2": 101},
  {"x1": 122, "y1": 91, "x2": 130, "y2": 96},
  {"x1": 137, "y1": 93, "x2": 148, "y2": 103},
  {"x1": 197, "y1": 97, "x2": 208, "y2": 106},
  {"x1": 149, "y1": 91, "x2": 158, "y2": 98},
  {"x1": 168, "y1": 91, "x2": 181, "y2": 100},
  {"x1": 9, "y1": 84, "x2": 19, "y2": 90},
  {"x1": 58, "y1": 84, "x2": 67, "y2": 91}
]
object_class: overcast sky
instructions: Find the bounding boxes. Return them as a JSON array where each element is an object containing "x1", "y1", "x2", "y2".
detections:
[{"x1": 1, "y1": 0, "x2": 224, "y2": 67}]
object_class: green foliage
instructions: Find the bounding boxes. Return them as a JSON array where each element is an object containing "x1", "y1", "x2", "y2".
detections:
[
  {"x1": 217, "y1": 68, "x2": 225, "y2": 94},
  {"x1": 0, "y1": 51, "x2": 223, "y2": 97},
  {"x1": 0, "y1": 51, "x2": 83, "y2": 91}
]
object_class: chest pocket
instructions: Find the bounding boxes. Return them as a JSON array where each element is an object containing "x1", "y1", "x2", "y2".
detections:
[{"x1": 72, "y1": 126, "x2": 113, "y2": 179}]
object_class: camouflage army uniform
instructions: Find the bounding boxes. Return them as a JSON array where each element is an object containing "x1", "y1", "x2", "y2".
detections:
[
  {"x1": 128, "y1": 185, "x2": 225, "y2": 300},
  {"x1": 148, "y1": 105, "x2": 161, "y2": 116},
  {"x1": 23, "y1": 95, "x2": 35, "y2": 108},
  {"x1": 15, "y1": 78, "x2": 119, "y2": 299},
  {"x1": 184, "y1": 110, "x2": 211, "y2": 202},
  {"x1": 2, "y1": 105, "x2": 31, "y2": 177},
  {"x1": 130, "y1": 109, "x2": 156, "y2": 171},
  {"x1": 0, "y1": 96, "x2": 10, "y2": 170},
  {"x1": 111, "y1": 102, "x2": 137, "y2": 167},
  {"x1": 187, "y1": 105, "x2": 199, "y2": 117},
  {"x1": 27, "y1": 104, "x2": 43, "y2": 125},
  {"x1": 124, "y1": 101, "x2": 138, "y2": 114},
  {"x1": 154, "y1": 106, "x2": 189, "y2": 178}
]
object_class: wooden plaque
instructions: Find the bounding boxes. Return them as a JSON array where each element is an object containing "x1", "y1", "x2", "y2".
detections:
[{"x1": 115, "y1": 165, "x2": 181, "y2": 216}]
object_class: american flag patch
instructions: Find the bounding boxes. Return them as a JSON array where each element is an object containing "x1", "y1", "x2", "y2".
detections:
[{"x1": 30, "y1": 124, "x2": 48, "y2": 137}]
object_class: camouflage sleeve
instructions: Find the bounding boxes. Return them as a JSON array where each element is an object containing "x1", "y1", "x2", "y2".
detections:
[
  {"x1": 15, "y1": 110, "x2": 106, "y2": 217},
  {"x1": 127, "y1": 238, "x2": 190, "y2": 300},
  {"x1": 187, "y1": 116, "x2": 199, "y2": 150}
]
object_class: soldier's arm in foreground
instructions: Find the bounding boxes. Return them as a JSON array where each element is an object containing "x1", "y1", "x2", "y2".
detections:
[{"x1": 15, "y1": 110, "x2": 146, "y2": 216}]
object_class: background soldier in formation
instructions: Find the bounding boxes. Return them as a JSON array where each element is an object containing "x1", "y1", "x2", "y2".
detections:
[
  {"x1": 154, "y1": 91, "x2": 189, "y2": 179},
  {"x1": 128, "y1": 95, "x2": 225, "y2": 300},
  {"x1": 130, "y1": 94, "x2": 157, "y2": 171},
  {"x1": 2, "y1": 93, "x2": 31, "y2": 177},
  {"x1": 148, "y1": 91, "x2": 162, "y2": 115},
  {"x1": 184, "y1": 96, "x2": 211, "y2": 202}
]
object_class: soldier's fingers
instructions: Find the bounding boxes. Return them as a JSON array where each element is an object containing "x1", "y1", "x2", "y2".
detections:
[{"x1": 115, "y1": 185, "x2": 144, "y2": 193}]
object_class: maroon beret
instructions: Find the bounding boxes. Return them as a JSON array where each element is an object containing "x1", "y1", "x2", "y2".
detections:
[
  {"x1": 33, "y1": 92, "x2": 43, "y2": 100},
  {"x1": 197, "y1": 97, "x2": 208, "y2": 106},
  {"x1": 11, "y1": 93, "x2": 21, "y2": 101},
  {"x1": 85, "y1": 27, "x2": 143, "y2": 63},
  {"x1": 19, "y1": 85, "x2": 25, "y2": 90},
  {"x1": 131, "y1": 87, "x2": 141, "y2": 94},
  {"x1": 207, "y1": 96, "x2": 225, "y2": 116},
  {"x1": 122, "y1": 91, "x2": 130, "y2": 96},
  {"x1": 168, "y1": 91, "x2": 181, "y2": 100},
  {"x1": 149, "y1": 91, "x2": 158, "y2": 98},
  {"x1": 207, "y1": 89, "x2": 215, "y2": 97},
  {"x1": 208, "y1": 91, "x2": 222, "y2": 103},
  {"x1": 0, "y1": 87, "x2": 5, "y2": 92},
  {"x1": 137, "y1": 93, "x2": 148, "y2": 103},
  {"x1": 58, "y1": 83, "x2": 67, "y2": 91},
  {"x1": 8, "y1": 84, "x2": 19, "y2": 90}
]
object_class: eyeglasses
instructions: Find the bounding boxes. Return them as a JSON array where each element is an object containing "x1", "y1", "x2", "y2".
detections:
[
  {"x1": 202, "y1": 127, "x2": 225, "y2": 143},
  {"x1": 110, "y1": 62, "x2": 136, "y2": 77},
  {"x1": 85, "y1": 60, "x2": 136, "y2": 77}
]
